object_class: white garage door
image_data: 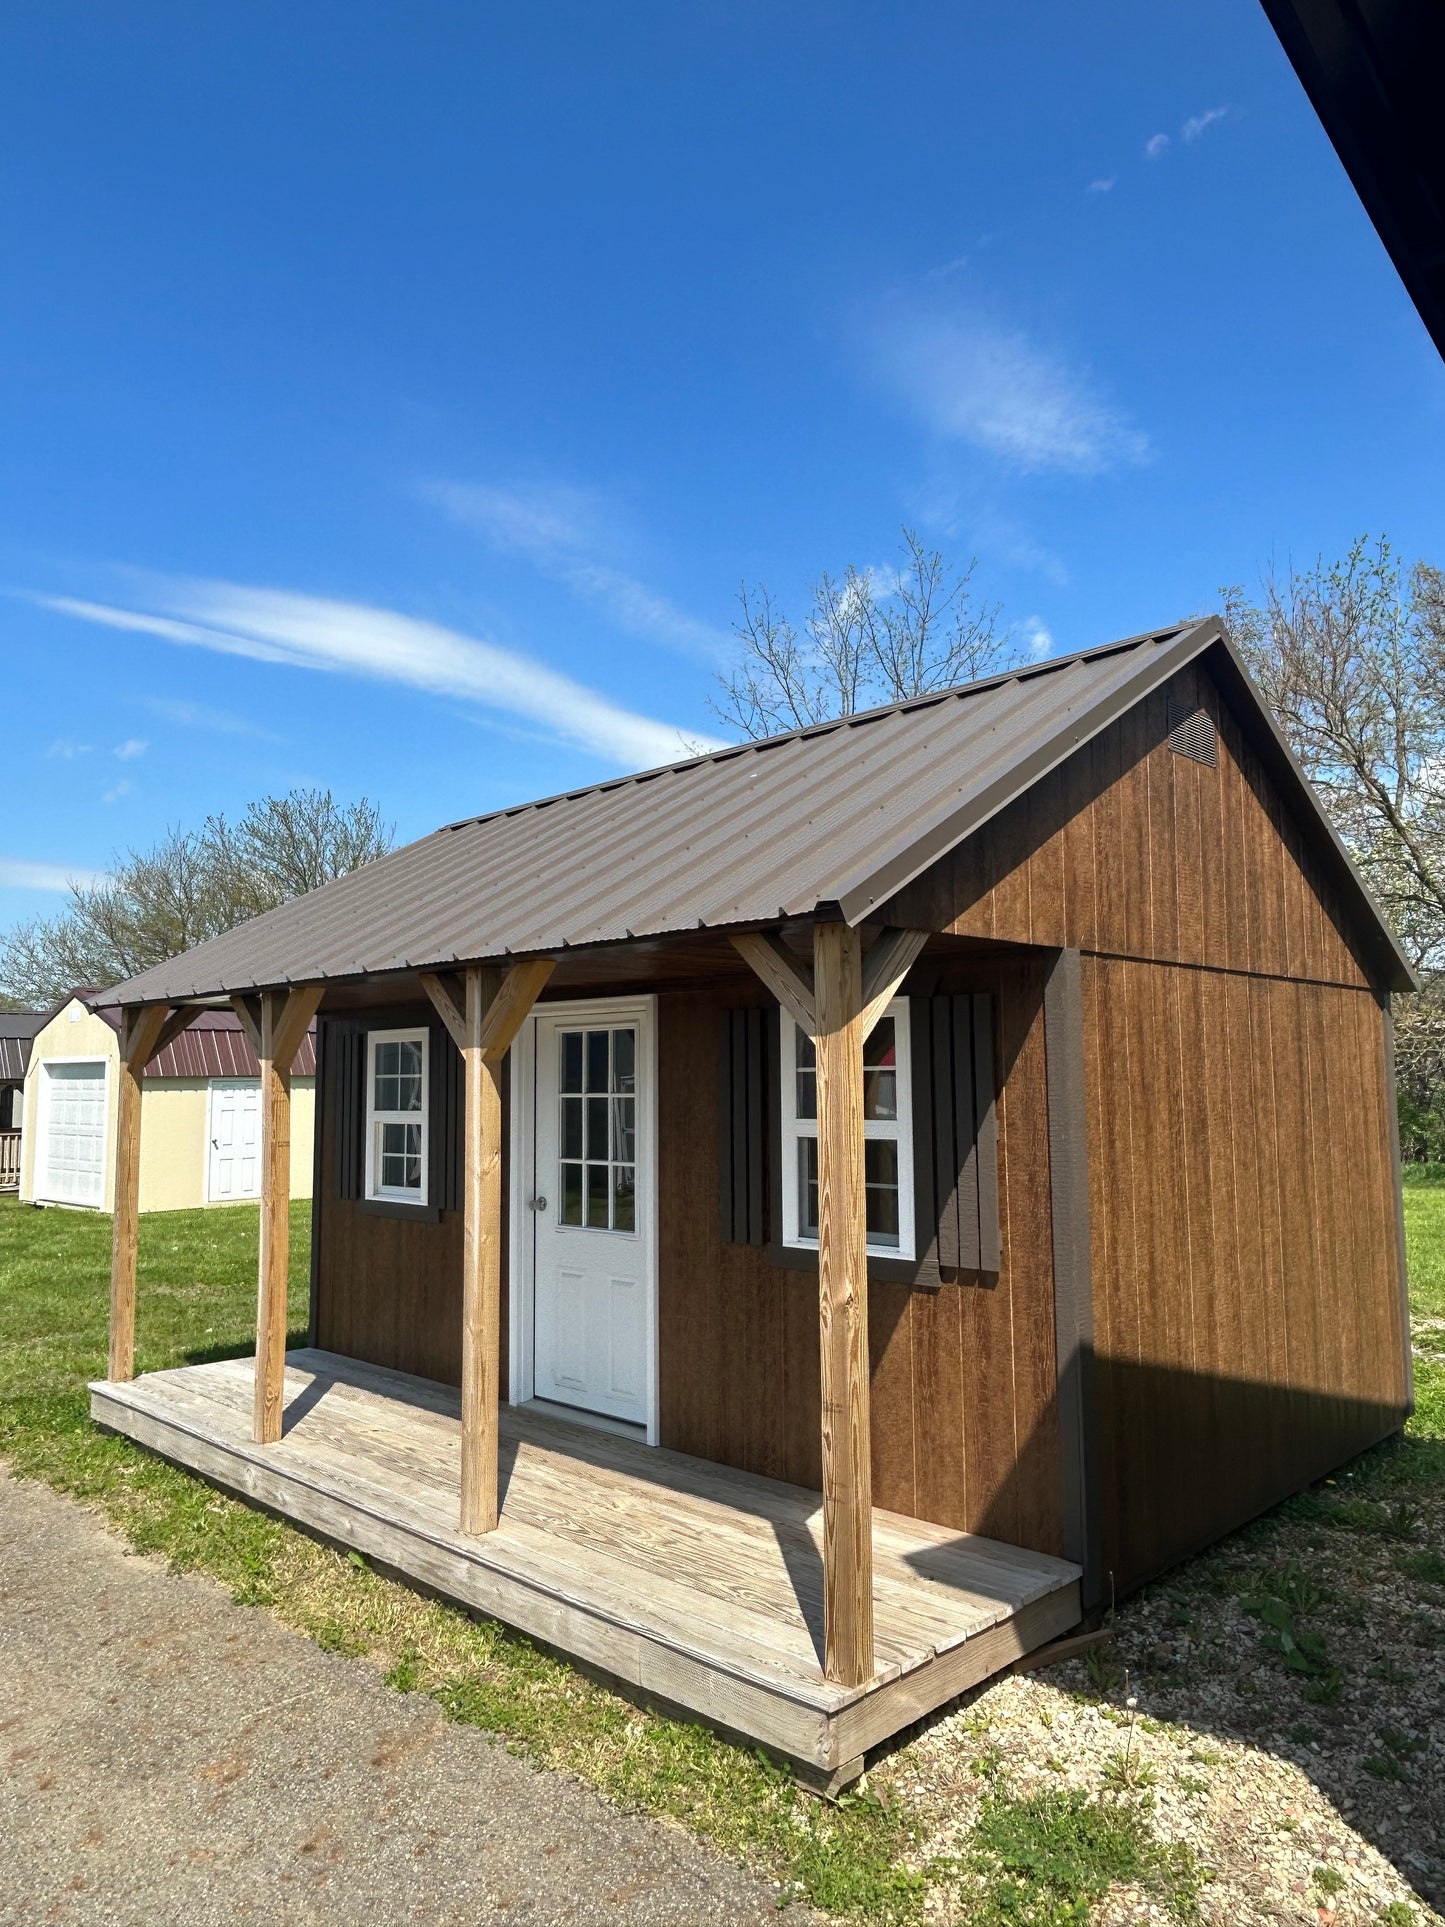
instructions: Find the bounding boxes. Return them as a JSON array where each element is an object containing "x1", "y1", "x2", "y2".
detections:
[{"x1": 41, "y1": 1062, "x2": 108, "y2": 1207}]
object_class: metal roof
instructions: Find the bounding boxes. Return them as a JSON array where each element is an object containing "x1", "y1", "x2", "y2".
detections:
[
  {"x1": 141, "y1": 1009, "x2": 317, "y2": 1080},
  {"x1": 0, "y1": 1012, "x2": 47, "y2": 1082},
  {"x1": 102, "y1": 617, "x2": 1416, "y2": 1003}
]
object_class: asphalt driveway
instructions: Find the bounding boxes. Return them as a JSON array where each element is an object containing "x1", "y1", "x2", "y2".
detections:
[{"x1": 0, "y1": 1467, "x2": 799, "y2": 1926}]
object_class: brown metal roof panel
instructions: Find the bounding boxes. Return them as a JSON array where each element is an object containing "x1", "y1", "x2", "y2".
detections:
[{"x1": 99, "y1": 619, "x2": 1415, "y2": 999}]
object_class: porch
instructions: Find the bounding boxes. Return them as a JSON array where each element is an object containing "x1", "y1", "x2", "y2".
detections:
[{"x1": 91, "y1": 1347, "x2": 1082, "y2": 1786}]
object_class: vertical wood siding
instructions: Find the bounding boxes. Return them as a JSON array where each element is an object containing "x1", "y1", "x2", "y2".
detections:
[
  {"x1": 313, "y1": 1013, "x2": 510, "y2": 1394},
  {"x1": 882, "y1": 663, "x2": 1373, "y2": 991},
  {"x1": 1082, "y1": 955, "x2": 1407, "y2": 1591},
  {"x1": 658, "y1": 962, "x2": 1065, "y2": 1557}
]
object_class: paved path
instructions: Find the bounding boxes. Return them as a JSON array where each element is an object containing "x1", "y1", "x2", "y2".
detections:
[{"x1": 0, "y1": 1468, "x2": 800, "y2": 1926}]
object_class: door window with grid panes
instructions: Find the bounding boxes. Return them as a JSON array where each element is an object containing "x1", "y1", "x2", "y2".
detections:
[
  {"x1": 556, "y1": 1025, "x2": 637, "y2": 1232},
  {"x1": 779, "y1": 1003, "x2": 914, "y2": 1258},
  {"x1": 365, "y1": 1029, "x2": 428, "y2": 1203}
]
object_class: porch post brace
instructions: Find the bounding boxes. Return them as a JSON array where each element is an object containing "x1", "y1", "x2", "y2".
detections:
[
  {"x1": 251, "y1": 984, "x2": 324, "y2": 1444},
  {"x1": 425, "y1": 958, "x2": 555, "y2": 1535},
  {"x1": 731, "y1": 923, "x2": 925, "y2": 1689},
  {"x1": 107, "y1": 1003, "x2": 173, "y2": 1382}
]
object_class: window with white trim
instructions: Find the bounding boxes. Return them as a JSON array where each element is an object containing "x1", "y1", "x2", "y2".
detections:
[
  {"x1": 779, "y1": 1001, "x2": 915, "y2": 1260},
  {"x1": 365, "y1": 1028, "x2": 429, "y2": 1204}
]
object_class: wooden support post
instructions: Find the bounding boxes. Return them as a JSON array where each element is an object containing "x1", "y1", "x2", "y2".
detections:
[
  {"x1": 812, "y1": 920, "x2": 874, "y2": 1688},
  {"x1": 423, "y1": 957, "x2": 555, "y2": 1534},
  {"x1": 107, "y1": 1004, "x2": 172, "y2": 1382},
  {"x1": 252, "y1": 985, "x2": 325, "y2": 1444}
]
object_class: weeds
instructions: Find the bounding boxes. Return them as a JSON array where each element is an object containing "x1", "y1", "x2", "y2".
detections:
[{"x1": 957, "y1": 1781, "x2": 1206, "y2": 1926}]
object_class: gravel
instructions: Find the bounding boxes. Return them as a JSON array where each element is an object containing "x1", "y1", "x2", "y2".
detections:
[
  {"x1": 0, "y1": 1467, "x2": 802, "y2": 1927},
  {"x1": 874, "y1": 1454, "x2": 1445, "y2": 1927}
]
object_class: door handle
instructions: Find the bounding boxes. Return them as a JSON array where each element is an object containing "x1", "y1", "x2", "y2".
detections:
[{"x1": 531, "y1": 1195, "x2": 548, "y2": 1212}]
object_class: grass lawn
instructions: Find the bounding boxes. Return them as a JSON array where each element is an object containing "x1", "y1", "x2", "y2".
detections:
[{"x1": 1, "y1": 1186, "x2": 1441, "y2": 1923}]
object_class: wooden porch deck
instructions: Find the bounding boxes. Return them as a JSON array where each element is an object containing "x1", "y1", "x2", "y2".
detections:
[{"x1": 91, "y1": 1348, "x2": 1081, "y2": 1784}]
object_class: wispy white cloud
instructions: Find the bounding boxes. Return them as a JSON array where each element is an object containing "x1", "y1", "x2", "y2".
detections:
[
  {"x1": 423, "y1": 480, "x2": 731, "y2": 662},
  {"x1": 46, "y1": 739, "x2": 91, "y2": 760},
  {"x1": 1086, "y1": 177, "x2": 1116, "y2": 195},
  {"x1": 112, "y1": 738, "x2": 147, "y2": 760},
  {"x1": 1145, "y1": 132, "x2": 1170, "y2": 159},
  {"x1": 39, "y1": 579, "x2": 725, "y2": 770},
  {"x1": 103, "y1": 778, "x2": 134, "y2": 804},
  {"x1": 923, "y1": 253, "x2": 972, "y2": 282},
  {"x1": 144, "y1": 696, "x2": 283, "y2": 743},
  {"x1": 0, "y1": 855, "x2": 110, "y2": 892},
  {"x1": 866, "y1": 298, "x2": 1149, "y2": 476},
  {"x1": 1016, "y1": 616, "x2": 1055, "y2": 660},
  {"x1": 1182, "y1": 105, "x2": 1229, "y2": 142}
]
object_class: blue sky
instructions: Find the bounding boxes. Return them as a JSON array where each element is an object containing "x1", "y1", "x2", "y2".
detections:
[{"x1": 2, "y1": 1, "x2": 1441, "y2": 932}]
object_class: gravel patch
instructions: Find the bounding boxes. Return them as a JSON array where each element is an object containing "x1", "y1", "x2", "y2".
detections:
[{"x1": 875, "y1": 1445, "x2": 1444, "y2": 1926}]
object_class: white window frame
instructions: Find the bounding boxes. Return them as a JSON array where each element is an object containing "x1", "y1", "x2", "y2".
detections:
[
  {"x1": 779, "y1": 999, "x2": 915, "y2": 1261},
  {"x1": 364, "y1": 1027, "x2": 430, "y2": 1206}
]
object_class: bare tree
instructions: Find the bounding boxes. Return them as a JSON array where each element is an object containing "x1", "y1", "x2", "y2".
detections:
[
  {"x1": 1224, "y1": 537, "x2": 1445, "y2": 971},
  {"x1": 0, "y1": 788, "x2": 393, "y2": 1007},
  {"x1": 713, "y1": 528, "x2": 1012, "y2": 740},
  {"x1": 1225, "y1": 536, "x2": 1445, "y2": 1154}
]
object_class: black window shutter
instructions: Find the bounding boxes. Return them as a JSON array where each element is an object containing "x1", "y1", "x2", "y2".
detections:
[
  {"x1": 429, "y1": 1023, "x2": 463, "y2": 1213},
  {"x1": 918, "y1": 993, "x2": 1000, "y2": 1276},
  {"x1": 719, "y1": 1006, "x2": 767, "y2": 1245},
  {"x1": 332, "y1": 1021, "x2": 366, "y2": 1201}
]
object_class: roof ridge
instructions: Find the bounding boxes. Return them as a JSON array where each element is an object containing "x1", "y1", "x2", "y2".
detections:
[{"x1": 440, "y1": 620, "x2": 1195, "y2": 835}]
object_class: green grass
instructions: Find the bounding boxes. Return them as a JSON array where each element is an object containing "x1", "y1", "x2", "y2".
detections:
[
  {"x1": 0, "y1": 1194, "x2": 926, "y2": 1920},
  {"x1": 956, "y1": 1783, "x2": 1206, "y2": 1926},
  {"x1": 3, "y1": 1171, "x2": 1442, "y2": 1923}
]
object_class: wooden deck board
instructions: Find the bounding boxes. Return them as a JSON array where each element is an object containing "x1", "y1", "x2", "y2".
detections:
[{"x1": 90, "y1": 1347, "x2": 1081, "y2": 1772}]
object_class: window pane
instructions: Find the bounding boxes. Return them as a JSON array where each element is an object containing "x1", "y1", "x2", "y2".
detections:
[
  {"x1": 396, "y1": 1040, "x2": 423, "y2": 1112},
  {"x1": 586, "y1": 1162, "x2": 610, "y2": 1229},
  {"x1": 560, "y1": 1161, "x2": 583, "y2": 1225},
  {"x1": 612, "y1": 1027, "x2": 635, "y2": 1093},
  {"x1": 586, "y1": 1095, "x2": 608, "y2": 1159},
  {"x1": 586, "y1": 1030, "x2": 609, "y2": 1093},
  {"x1": 798, "y1": 1136, "x2": 818, "y2": 1239},
  {"x1": 613, "y1": 1165, "x2": 635, "y2": 1232},
  {"x1": 863, "y1": 1017, "x2": 897, "y2": 1121},
  {"x1": 611, "y1": 1094, "x2": 635, "y2": 1163},
  {"x1": 795, "y1": 1026, "x2": 817, "y2": 1120},
  {"x1": 560, "y1": 1031, "x2": 583, "y2": 1094},
  {"x1": 865, "y1": 1138, "x2": 900, "y2": 1246},
  {"x1": 380, "y1": 1121, "x2": 422, "y2": 1193},
  {"x1": 560, "y1": 1095, "x2": 583, "y2": 1160}
]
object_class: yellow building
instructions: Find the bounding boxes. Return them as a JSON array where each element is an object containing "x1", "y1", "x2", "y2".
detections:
[{"x1": 20, "y1": 996, "x2": 315, "y2": 1213}]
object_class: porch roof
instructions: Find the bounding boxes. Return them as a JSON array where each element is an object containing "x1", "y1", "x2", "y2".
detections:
[{"x1": 102, "y1": 616, "x2": 1415, "y2": 1004}]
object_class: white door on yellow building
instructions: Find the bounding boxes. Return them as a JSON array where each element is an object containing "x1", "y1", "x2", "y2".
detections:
[{"x1": 207, "y1": 1079, "x2": 262, "y2": 1201}]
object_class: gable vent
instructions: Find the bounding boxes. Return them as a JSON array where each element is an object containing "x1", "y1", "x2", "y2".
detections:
[{"x1": 1167, "y1": 697, "x2": 1217, "y2": 767}]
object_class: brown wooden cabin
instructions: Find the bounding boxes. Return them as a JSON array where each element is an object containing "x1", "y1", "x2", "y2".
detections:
[{"x1": 89, "y1": 616, "x2": 1415, "y2": 1786}]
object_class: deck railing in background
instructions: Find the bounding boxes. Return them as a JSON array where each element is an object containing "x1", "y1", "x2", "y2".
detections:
[{"x1": 0, "y1": 1129, "x2": 20, "y2": 1192}]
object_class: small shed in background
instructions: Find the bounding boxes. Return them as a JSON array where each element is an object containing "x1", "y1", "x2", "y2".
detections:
[{"x1": 20, "y1": 995, "x2": 316, "y2": 1212}]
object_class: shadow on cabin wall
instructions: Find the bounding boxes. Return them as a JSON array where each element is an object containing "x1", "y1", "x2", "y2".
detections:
[{"x1": 901, "y1": 1355, "x2": 1407, "y2": 1607}]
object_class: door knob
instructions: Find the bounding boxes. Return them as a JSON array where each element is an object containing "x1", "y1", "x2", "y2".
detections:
[{"x1": 532, "y1": 1195, "x2": 548, "y2": 1212}]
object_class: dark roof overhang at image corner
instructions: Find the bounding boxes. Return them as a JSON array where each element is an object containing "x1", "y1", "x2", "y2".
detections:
[
  {"x1": 1262, "y1": 0, "x2": 1445, "y2": 359},
  {"x1": 97, "y1": 616, "x2": 1419, "y2": 1006}
]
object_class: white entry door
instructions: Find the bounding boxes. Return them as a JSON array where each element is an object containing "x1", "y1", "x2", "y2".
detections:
[
  {"x1": 40, "y1": 1061, "x2": 107, "y2": 1206},
  {"x1": 207, "y1": 1079, "x2": 262, "y2": 1201},
  {"x1": 530, "y1": 1005, "x2": 653, "y2": 1429}
]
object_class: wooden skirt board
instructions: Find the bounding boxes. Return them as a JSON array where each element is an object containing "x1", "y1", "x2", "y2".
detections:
[{"x1": 89, "y1": 1349, "x2": 1081, "y2": 1775}]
